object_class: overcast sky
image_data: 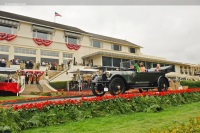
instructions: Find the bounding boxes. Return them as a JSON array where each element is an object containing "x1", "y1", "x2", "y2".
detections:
[{"x1": 1, "y1": 6, "x2": 200, "y2": 64}]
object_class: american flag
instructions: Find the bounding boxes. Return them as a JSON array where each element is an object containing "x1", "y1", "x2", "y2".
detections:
[{"x1": 55, "y1": 12, "x2": 61, "y2": 17}]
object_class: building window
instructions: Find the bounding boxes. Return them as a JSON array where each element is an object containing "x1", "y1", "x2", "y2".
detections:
[
  {"x1": 145, "y1": 62, "x2": 152, "y2": 69},
  {"x1": 14, "y1": 47, "x2": 36, "y2": 55},
  {"x1": 65, "y1": 36, "x2": 78, "y2": 44},
  {"x1": 63, "y1": 53, "x2": 73, "y2": 58},
  {"x1": 41, "y1": 50, "x2": 59, "y2": 57},
  {"x1": 33, "y1": 30, "x2": 51, "y2": 40},
  {"x1": 171, "y1": 65, "x2": 175, "y2": 72},
  {"x1": 102, "y1": 56, "x2": 133, "y2": 67},
  {"x1": 0, "y1": 25, "x2": 17, "y2": 34},
  {"x1": 129, "y1": 47, "x2": 135, "y2": 53},
  {"x1": 92, "y1": 40, "x2": 102, "y2": 48},
  {"x1": 102, "y1": 56, "x2": 112, "y2": 66},
  {"x1": 112, "y1": 44, "x2": 121, "y2": 51},
  {"x1": 180, "y1": 66, "x2": 184, "y2": 73},
  {"x1": 0, "y1": 45, "x2": 9, "y2": 52},
  {"x1": 113, "y1": 58, "x2": 121, "y2": 67},
  {"x1": 41, "y1": 58, "x2": 58, "y2": 64},
  {"x1": 14, "y1": 55, "x2": 36, "y2": 62},
  {"x1": 122, "y1": 59, "x2": 129, "y2": 62}
]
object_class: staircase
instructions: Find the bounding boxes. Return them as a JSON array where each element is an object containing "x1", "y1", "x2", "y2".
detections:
[
  {"x1": 49, "y1": 66, "x2": 86, "y2": 82},
  {"x1": 39, "y1": 79, "x2": 57, "y2": 92},
  {"x1": 41, "y1": 85, "x2": 52, "y2": 92},
  {"x1": 19, "y1": 66, "x2": 88, "y2": 95},
  {"x1": 21, "y1": 84, "x2": 41, "y2": 95},
  {"x1": 21, "y1": 79, "x2": 57, "y2": 95}
]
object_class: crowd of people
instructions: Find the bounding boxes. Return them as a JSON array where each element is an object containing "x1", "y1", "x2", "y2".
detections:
[
  {"x1": 41, "y1": 61, "x2": 64, "y2": 70},
  {"x1": 23, "y1": 71, "x2": 43, "y2": 84},
  {"x1": 0, "y1": 58, "x2": 60, "y2": 70},
  {"x1": 10, "y1": 58, "x2": 20, "y2": 65}
]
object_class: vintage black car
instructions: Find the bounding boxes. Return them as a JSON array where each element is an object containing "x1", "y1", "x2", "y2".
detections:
[{"x1": 91, "y1": 61, "x2": 171, "y2": 96}]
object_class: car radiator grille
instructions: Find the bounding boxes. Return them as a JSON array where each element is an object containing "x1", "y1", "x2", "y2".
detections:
[{"x1": 102, "y1": 74, "x2": 107, "y2": 81}]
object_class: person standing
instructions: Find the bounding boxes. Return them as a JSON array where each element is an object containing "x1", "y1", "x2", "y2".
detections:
[
  {"x1": 67, "y1": 60, "x2": 71, "y2": 69},
  {"x1": 1, "y1": 58, "x2": 6, "y2": 67},
  {"x1": 25, "y1": 60, "x2": 29, "y2": 69},
  {"x1": 36, "y1": 61, "x2": 40, "y2": 70},
  {"x1": 25, "y1": 72, "x2": 29, "y2": 84},
  {"x1": 36, "y1": 72, "x2": 39, "y2": 84},
  {"x1": 30, "y1": 72, "x2": 34, "y2": 84},
  {"x1": 29, "y1": 60, "x2": 33, "y2": 69},
  {"x1": 54, "y1": 62, "x2": 57, "y2": 70},
  {"x1": 15, "y1": 58, "x2": 20, "y2": 65}
]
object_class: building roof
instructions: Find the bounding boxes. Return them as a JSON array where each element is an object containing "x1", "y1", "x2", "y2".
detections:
[
  {"x1": 89, "y1": 33, "x2": 142, "y2": 48},
  {"x1": 82, "y1": 51, "x2": 198, "y2": 66},
  {"x1": 82, "y1": 51, "x2": 165, "y2": 62},
  {"x1": 0, "y1": 10, "x2": 87, "y2": 34},
  {"x1": 0, "y1": 10, "x2": 142, "y2": 47}
]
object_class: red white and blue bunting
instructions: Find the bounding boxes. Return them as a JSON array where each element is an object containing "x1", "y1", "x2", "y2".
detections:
[
  {"x1": 66, "y1": 43, "x2": 81, "y2": 50},
  {"x1": 0, "y1": 32, "x2": 17, "y2": 41},
  {"x1": 33, "y1": 38, "x2": 53, "y2": 46}
]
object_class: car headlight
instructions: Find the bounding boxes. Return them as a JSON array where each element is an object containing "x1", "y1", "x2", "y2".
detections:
[
  {"x1": 91, "y1": 74, "x2": 96, "y2": 79},
  {"x1": 97, "y1": 70, "x2": 102, "y2": 76},
  {"x1": 105, "y1": 71, "x2": 111, "y2": 78}
]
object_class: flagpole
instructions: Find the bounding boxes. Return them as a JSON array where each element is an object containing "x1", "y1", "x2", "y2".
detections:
[{"x1": 54, "y1": 16, "x2": 56, "y2": 23}]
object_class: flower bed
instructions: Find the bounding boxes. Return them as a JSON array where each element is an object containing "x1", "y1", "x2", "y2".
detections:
[{"x1": 0, "y1": 89, "x2": 200, "y2": 132}]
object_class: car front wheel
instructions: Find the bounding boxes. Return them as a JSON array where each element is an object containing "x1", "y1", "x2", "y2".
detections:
[
  {"x1": 109, "y1": 77, "x2": 126, "y2": 95},
  {"x1": 91, "y1": 84, "x2": 106, "y2": 96}
]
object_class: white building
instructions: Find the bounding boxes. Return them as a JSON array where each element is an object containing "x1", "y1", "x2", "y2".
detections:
[{"x1": 0, "y1": 10, "x2": 200, "y2": 76}]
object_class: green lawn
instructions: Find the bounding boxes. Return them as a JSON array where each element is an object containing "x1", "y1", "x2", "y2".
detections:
[
  {"x1": 0, "y1": 96, "x2": 25, "y2": 101},
  {"x1": 22, "y1": 101, "x2": 200, "y2": 133}
]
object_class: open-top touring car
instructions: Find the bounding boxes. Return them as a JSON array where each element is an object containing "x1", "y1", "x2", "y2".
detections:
[{"x1": 91, "y1": 61, "x2": 171, "y2": 96}]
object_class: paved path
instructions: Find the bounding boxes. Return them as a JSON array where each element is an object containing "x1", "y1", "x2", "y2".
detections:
[{"x1": 2, "y1": 95, "x2": 95, "y2": 106}]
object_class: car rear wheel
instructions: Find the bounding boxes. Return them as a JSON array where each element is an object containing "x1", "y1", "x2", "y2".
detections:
[
  {"x1": 139, "y1": 88, "x2": 143, "y2": 93},
  {"x1": 138, "y1": 88, "x2": 148, "y2": 93},
  {"x1": 158, "y1": 78, "x2": 168, "y2": 92},
  {"x1": 109, "y1": 77, "x2": 126, "y2": 95},
  {"x1": 91, "y1": 84, "x2": 106, "y2": 96}
]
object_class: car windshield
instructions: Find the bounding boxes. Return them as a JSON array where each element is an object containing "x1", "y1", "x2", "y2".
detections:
[{"x1": 120, "y1": 60, "x2": 135, "y2": 68}]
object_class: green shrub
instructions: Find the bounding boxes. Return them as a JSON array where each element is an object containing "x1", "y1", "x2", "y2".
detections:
[
  {"x1": 49, "y1": 81, "x2": 68, "y2": 89},
  {"x1": 149, "y1": 116, "x2": 200, "y2": 133},
  {"x1": 0, "y1": 109, "x2": 24, "y2": 133},
  {"x1": 40, "y1": 92, "x2": 51, "y2": 96},
  {"x1": 180, "y1": 80, "x2": 200, "y2": 88},
  {"x1": 0, "y1": 126, "x2": 12, "y2": 133},
  {"x1": 0, "y1": 76, "x2": 6, "y2": 82},
  {"x1": 30, "y1": 92, "x2": 40, "y2": 95}
]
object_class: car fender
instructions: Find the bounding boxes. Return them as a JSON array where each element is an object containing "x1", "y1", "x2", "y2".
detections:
[
  {"x1": 92, "y1": 76, "x2": 102, "y2": 83},
  {"x1": 109, "y1": 74, "x2": 129, "y2": 90}
]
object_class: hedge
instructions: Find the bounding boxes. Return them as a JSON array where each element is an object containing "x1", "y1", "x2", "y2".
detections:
[
  {"x1": 49, "y1": 81, "x2": 80, "y2": 90},
  {"x1": 49, "y1": 81, "x2": 68, "y2": 89},
  {"x1": 180, "y1": 80, "x2": 200, "y2": 88}
]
